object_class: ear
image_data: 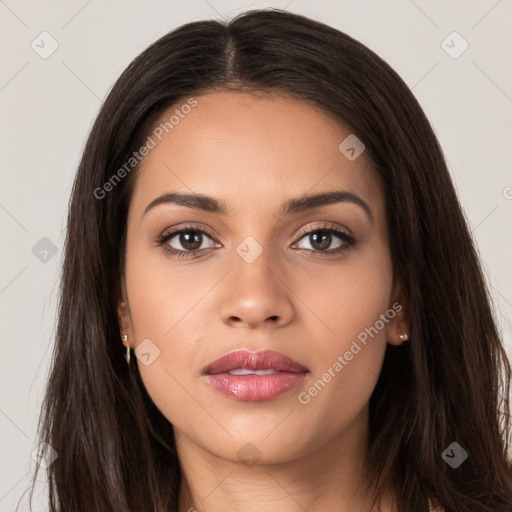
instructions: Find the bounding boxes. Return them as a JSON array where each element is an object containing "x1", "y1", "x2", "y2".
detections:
[
  {"x1": 385, "y1": 278, "x2": 410, "y2": 346},
  {"x1": 117, "y1": 280, "x2": 134, "y2": 349}
]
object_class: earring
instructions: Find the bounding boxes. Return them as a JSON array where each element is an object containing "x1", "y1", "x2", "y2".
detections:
[
  {"x1": 121, "y1": 333, "x2": 130, "y2": 364},
  {"x1": 397, "y1": 327, "x2": 409, "y2": 342}
]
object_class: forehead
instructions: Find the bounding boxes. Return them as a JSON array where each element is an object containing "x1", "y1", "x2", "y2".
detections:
[{"x1": 130, "y1": 91, "x2": 384, "y2": 221}]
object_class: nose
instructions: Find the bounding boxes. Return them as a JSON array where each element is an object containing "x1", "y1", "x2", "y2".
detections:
[{"x1": 219, "y1": 244, "x2": 295, "y2": 330}]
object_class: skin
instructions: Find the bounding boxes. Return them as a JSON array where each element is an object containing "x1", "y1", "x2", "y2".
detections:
[{"x1": 118, "y1": 91, "x2": 410, "y2": 512}]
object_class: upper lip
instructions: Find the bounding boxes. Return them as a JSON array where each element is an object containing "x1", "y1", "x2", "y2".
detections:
[{"x1": 203, "y1": 349, "x2": 310, "y2": 375}]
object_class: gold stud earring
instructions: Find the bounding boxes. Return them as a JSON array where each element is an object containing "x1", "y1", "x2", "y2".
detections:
[
  {"x1": 121, "y1": 334, "x2": 130, "y2": 364},
  {"x1": 397, "y1": 327, "x2": 409, "y2": 342}
]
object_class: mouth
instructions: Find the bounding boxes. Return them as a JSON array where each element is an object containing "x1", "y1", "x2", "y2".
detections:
[{"x1": 202, "y1": 349, "x2": 310, "y2": 402}]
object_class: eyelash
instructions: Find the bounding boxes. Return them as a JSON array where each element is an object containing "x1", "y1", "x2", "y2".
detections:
[{"x1": 156, "y1": 223, "x2": 356, "y2": 260}]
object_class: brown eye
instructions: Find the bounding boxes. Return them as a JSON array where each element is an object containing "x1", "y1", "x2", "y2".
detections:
[
  {"x1": 293, "y1": 225, "x2": 356, "y2": 256},
  {"x1": 173, "y1": 231, "x2": 205, "y2": 251},
  {"x1": 157, "y1": 226, "x2": 220, "y2": 259}
]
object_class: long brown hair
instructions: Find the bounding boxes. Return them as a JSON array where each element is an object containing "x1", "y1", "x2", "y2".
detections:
[{"x1": 22, "y1": 8, "x2": 512, "y2": 512}]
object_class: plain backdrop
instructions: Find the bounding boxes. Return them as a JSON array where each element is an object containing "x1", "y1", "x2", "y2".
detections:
[{"x1": 1, "y1": 0, "x2": 511, "y2": 509}]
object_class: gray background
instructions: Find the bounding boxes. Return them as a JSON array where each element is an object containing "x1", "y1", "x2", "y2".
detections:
[{"x1": 1, "y1": 0, "x2": 511, "y2": 509}]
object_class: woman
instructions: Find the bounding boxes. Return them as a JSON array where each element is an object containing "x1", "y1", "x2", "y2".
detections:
[{"x1": 24, "y1": 8, "x2": 512, "y2": 512}]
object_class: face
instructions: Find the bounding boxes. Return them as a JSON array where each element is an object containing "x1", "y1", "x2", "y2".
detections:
[{"x1": 118, "y1": 91, "x2": 409, "y2": 465}]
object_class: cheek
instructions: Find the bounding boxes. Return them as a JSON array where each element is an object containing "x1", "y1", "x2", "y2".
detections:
[
  {"x1": 125, "y1": 236, "x2": 215, "y2": 345},
  {"x1": 124, "y1": 244, "x2": 218, "y2": 425},
  {"x1": 293, "y1": 246, "x2": 393, "y2": 411},
  {"x1": 297, "y1": 242, "x2": 393, "y2": 355}
]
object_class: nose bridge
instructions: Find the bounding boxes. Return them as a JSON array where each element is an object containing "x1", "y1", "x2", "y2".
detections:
[
  {"x1": 231, "y1": 232, "x2": 280, "y2": 292},
  {"x1": 219, "y1": 232, "x2": 295, "y2": 328}
]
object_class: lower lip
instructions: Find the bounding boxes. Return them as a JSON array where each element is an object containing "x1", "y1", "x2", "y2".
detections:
[{"x1": 204, "y1": 372, "x2": 308, "y2": 401}]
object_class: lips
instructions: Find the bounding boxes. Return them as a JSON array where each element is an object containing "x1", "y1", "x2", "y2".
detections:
[
  {"x1": 203, "y1": 349, "x2": 309, "y2": 375},
  {"x1": 202, "y1": 349, "x2": 310, "y2": 402}
]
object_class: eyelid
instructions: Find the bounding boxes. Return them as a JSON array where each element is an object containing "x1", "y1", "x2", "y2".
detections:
[
  {"x1": 293, "y1": 221, "x2": 352, "y2": 240},
  {"x1": 159, "y1": 223, "x2": 216, "y2": 236}
]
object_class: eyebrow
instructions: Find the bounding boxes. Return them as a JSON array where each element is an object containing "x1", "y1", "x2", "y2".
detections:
[{"x1": 143, "y1": 190, "x2": 374, "y2": 225}]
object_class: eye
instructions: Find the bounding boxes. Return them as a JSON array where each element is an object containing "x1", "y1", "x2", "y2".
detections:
[
  {"x1": 156, "y1": 222, "x2": 356, "y2": 260},
  {"x1": 156, "y1": 225, "x2": 220, "y2": 259},
  {"x1": 292, "y1": 223, "x2": 356, "y2": 256}
]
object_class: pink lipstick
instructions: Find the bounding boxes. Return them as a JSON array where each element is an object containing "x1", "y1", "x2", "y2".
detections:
[{"x1": 202, "y1": 349, "x2": 309, "y2": 402}]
